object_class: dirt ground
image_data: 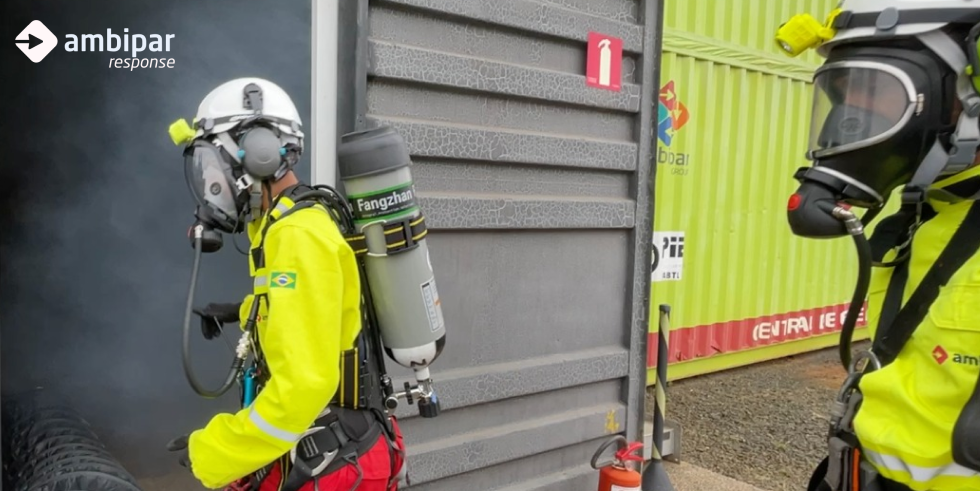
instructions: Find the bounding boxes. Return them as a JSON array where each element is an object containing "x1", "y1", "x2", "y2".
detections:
[{"x1": 647, "y1": 342, "x2": 870, "y2": 491}]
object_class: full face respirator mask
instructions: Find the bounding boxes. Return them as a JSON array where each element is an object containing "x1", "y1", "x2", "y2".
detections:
[
  {"x1": 787, "y1": 41, "x2": 966, "y2": 238},
  {"x1": 182, "y1": 118, "x2": 302, "y2": 244}
]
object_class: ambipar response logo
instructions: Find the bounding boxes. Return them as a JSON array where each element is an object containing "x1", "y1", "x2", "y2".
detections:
[{"x1": 15, "y1": 20, "x2": 177, "y2": 70}]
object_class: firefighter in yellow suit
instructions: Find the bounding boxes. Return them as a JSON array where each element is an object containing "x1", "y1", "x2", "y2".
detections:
[
  {"x1": 166, "y1": 78, "x2": 405, "y2": 490},
  {"x1": 775, "y1": 1, "x2": 980, "y2": 490},
  {"x1": 857, "y1": 166, "x2": 980, "y2": 491},
  {"x1": 189, "y1": 200, "x2": 365, "y2": 488}
]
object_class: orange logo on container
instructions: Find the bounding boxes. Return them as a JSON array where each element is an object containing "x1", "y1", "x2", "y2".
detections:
[{"x1": 658, "y1": 80, "x2": 690, "y2": 146}]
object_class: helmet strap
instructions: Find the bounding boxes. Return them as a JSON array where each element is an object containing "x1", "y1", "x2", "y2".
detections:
[
  {"x1": 248, "y1": 182, "x2": 263, "y2": 224},
  {"x1": 897, "y1": 30, "x2": 980, "y2": 209},
  {"x1": 215, "y1": 132, "x2": 244, "y2": 164},
  {"x1": 946, "y1": 107, "x2": 980, "y2": 171},
  {"x1": 207, "y1": 131, "x2": 264, "y2": 224}
]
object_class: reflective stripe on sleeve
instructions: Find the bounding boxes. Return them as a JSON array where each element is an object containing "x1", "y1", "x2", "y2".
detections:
[
  {"x1": 248, "y1": 407, "x2": 302, "y2": 443},
  {"x1": 863, "y1": 449, "x2": 980, "y2": 482},
  {"x1": 253, "y1": 269, "x2": 269, "y2": 295}
]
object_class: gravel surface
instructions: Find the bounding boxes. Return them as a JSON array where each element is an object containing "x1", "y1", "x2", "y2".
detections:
[{"x1": 647, "y1": 342, "x2": 870, "y2": 491}]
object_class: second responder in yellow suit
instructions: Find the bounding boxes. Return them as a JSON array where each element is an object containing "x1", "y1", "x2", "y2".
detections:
[
  {"x1": 168, "y1": 77, "x2": 404, "y2": 490},
  {"x1": 854, "y1": 165, "x2": 980, "y2": 491},
  {"x1": 775, "y1": 2, "x2": 980, "y2": 490}
]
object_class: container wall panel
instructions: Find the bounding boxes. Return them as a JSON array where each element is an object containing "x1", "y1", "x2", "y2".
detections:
[
  {"x1": 647, "y1": 0, "x2": 877, "y2": 380},
  {"x1": 664, "y1": 0, "x2": 832, "y2": 65},
  {"x1": 346, "y1": 0, "x2": 663, "y2": 488}
]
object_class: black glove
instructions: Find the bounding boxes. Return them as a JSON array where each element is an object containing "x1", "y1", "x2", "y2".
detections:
[
  {"x1": 193, "y1": 302, "x2": 242, "y2": 340},
  {"x1": 167, "y1": 434, "x2": 192, "y2": 470}
]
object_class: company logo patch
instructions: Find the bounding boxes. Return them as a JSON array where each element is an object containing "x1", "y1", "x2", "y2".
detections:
[
  {"x1": 270, "y1": 271, "x2": 297, "y2": 289},
  {"x1": 651, "y1": 231, "x2": 685, "y2": 282},
  {"x1": 350, "y1": 183, "x2": 418, "y2": 222},
  {"x1": 954, "y1": 353, "x2": 980, "y2": 367},
  {"x1": 932, "y1": 345, "x2": 980, "y2": 367},
  {"x1": 658, "y1": 80, "x2": 690, "y2": 147},
  {"x1": 16, "y1": 20, "x2": 59, "y2": 63}
]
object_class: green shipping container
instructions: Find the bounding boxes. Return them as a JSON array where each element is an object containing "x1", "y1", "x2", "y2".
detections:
[{"x1": 648, "y1": 0, "x2": 884, "y2": 381}]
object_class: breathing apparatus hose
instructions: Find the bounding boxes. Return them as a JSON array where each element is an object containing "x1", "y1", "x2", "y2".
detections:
[
  {"x1": 182, "y1": 233, "x2": 245, "y2": 398},
  {"x1": 823, "y1": 203, "x2": 874, "y2": 371},
  {"x1": 840, "y1": 232, "x2": 873, "y2": 371}
]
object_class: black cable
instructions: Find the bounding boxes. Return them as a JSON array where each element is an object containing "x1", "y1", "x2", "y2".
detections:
[
  {"x1": 182, "y1": 234, "x2": 244, "y2": 398},
  {"x1": 231, "y1": 211, "x2": 249, "y2": 255},
  {"x1": 839, "y1": 232, "x2": 873, "y2": 370}
]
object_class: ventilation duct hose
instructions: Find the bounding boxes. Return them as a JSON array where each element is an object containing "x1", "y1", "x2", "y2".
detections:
[{"x1": 1, "y1": 402, "x2": 144, "y2": 491}]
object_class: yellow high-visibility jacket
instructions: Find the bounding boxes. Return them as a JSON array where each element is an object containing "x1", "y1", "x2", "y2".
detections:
[
  {"x1": 187, "y1": 195, "x2": 363, "y2": 489},
  {"x1": 854, "y1": 166, "x2": 980, "y2": 491}
]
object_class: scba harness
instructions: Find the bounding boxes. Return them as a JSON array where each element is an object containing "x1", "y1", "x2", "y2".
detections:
[
  {"x1": 812, "y1": 184, "x2": 980, "y2": 491},
  {"x1": 240, "y1": 183, "x2": 411, "y2": 491}
]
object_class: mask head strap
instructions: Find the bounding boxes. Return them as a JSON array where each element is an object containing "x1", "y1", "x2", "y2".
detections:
[{"x1": 903, "y1": 31, "x2": 980, "y2": 202}]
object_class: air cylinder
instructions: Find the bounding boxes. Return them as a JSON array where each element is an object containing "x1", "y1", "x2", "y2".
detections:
[{"x1": 338, "y1": 126, "x2": 446, "y2": 377}]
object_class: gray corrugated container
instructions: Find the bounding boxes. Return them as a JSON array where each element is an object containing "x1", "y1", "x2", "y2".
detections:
[
  {"x1": 328, "y1": 1, "x2": 665, "y2": 488},
  {"x1": 0, "y1": 1, "x2": 664, "y2": 490}
]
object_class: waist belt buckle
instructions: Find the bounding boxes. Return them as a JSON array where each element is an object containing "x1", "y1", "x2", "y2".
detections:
[{"x1": 290, "y1": 426, "x2": 338, "y2": 477}]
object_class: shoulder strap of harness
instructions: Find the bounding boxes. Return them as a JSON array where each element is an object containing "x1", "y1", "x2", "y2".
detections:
[
  {"x1": 871, "y1": 199, "x2": 980, "y2": 366},
  {"x1": 867, "y1": 204, "x2": 936, "y2": 266},
  {"x1": 250, "y1": 184, "x2": 320, "y2": 270}
]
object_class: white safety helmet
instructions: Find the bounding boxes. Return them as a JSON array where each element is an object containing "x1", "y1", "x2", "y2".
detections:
[
  {"x1": 816, "y1": 0, "x2": 980, "y2": 57},
  {"x1": 193, "y1": 77, "x2": 304, "y2": 145},
  {"x1": 169, "y1": 78, "x2": 306, "y2": 234},
  {"x1": 777, "y1": 1, "x2": 980, "y2": 203}
]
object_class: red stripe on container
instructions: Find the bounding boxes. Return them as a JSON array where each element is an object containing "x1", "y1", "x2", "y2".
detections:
[{"x1": 648, "y1": 302, "x2": 868, "y2": 367}]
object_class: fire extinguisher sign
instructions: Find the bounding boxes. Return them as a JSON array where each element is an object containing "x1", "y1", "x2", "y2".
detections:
[{"x1": 586, "y1": 31, "x2": 622, "y2": 92}]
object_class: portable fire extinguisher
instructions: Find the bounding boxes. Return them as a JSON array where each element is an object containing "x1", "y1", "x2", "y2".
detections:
[{"x1": 591, "y1": 435, "x2": 644, "y2": 491}]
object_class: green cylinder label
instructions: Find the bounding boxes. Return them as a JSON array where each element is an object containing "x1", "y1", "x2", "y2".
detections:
[{"x1": 348, "y1": 182, "x2": 418, "y2": 222}]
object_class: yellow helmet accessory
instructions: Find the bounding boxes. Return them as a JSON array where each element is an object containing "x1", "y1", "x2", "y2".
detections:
[
  {"x1": 168, "y1": 118, "x2": 197, "y2": 146},
  {"x1": 775, "y1": 9, "x2": 842, "y2": 57}
]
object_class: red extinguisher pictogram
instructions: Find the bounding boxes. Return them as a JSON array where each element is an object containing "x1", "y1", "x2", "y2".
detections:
[{"x1": 591, "y1": 435, "x2": 644, "y2": 491}]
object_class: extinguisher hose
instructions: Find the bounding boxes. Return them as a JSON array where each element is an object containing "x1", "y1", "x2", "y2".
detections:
[{"x1": 591, "y1": 435, "x2": 629, "y2": 470}]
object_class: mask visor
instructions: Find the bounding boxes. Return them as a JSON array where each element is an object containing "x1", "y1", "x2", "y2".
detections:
[
  {"x1": 808, "y1": 61, "x2": 917, "y2": 159},
  {"x1": 184, "y1": 143, "x2": 241, "y2": 224}
]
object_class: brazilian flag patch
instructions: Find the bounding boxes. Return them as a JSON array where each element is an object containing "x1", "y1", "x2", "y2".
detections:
[{"x1": 270, "y1": 271, "x2": 297, "y2": 289}]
